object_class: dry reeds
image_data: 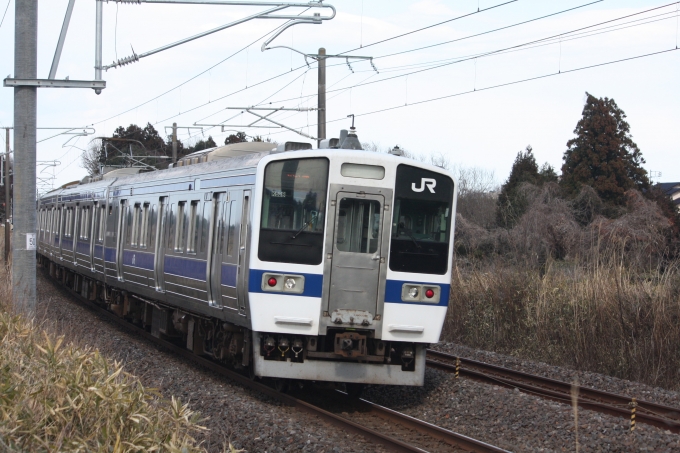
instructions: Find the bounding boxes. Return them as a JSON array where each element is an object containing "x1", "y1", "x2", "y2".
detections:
[
  {"x1": 449, "y1": 185, "x2": 680, "y2": 389},
  {"x1": 0, "y1": 261, "x2": 212, "y2": 452},
  {"x1": 445, "y1": 252, "x2": 680, "y2": 390}
]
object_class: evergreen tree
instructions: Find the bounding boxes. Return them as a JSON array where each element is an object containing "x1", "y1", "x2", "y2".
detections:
[
  {"x1": 497, "y1": 146, "x2": 541, "y2": 228},
  {"x1": 225, "y1": 132, "x2": 247, "y2": 145},
  {"x1": 561, "y1": 93, "x2": 650, "y2": 205}
]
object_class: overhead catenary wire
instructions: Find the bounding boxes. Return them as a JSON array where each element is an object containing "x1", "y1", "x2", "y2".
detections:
[
  {"x1": 0, "y1": 0, "x2": 10, "y2": 29},
  {"x1": 99, "y1": 0, "x2": 629, "y2": 138},
  {"x1": 337, "y1": 0, "x2": 519, "y2": 56},
  {"x1": 372, "y1": 0, "x2": 604, "y2": 61},
  {"x1": 82, "y1": 0, "x2": 515, "y2": 140},
  {"x1": 181, "y1": 6, "x2": 680, "y2": 143},
  {"x1": 47, "y1": 1, "x2": 679, "y2": 166},
  {"x1": 264, "y1": 47, "x2": 679, "y2": 139},
  {"x1": 260, "y1": 6, "x2": 680, "y2": 107},
  {"x1": 90, "y1": 15, "x2": 310, "y2": 129}
]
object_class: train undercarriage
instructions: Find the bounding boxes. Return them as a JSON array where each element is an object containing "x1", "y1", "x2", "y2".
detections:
[{"x1": 38, "y1": 254, "x2": 424, "y2": 392}]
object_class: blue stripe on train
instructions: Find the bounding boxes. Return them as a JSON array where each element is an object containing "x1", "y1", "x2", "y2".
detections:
[
  {"x1": 94, "y1": 244, "x2": 104, "y2": 258},
  {"x1": 123, "y1": 249, "x2": 155, "y2": 270},
  {"x1": 76, "y1": 241, "x2": 89, "y2": 255},
  {"x1": 221, "y1": 263, "x2": 237, "y2": 287},
  {"x1": 104, "y1": 247, "x2": 116, "y2": 263},
  {"x1": 384, "y1": 280, "x2": 450, "y2": 307},
  {"x1": 248, "y1": 269, "x2": 323, "y2": 298},
  {"x1": 164, "y1": 255, "x2": 206, "y2": 281}
]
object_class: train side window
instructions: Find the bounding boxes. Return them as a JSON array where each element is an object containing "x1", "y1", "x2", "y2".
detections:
[
  {"x1": 200, "y1": 202, "x2": 209, "y2": 253},
  {"x1": 186, "y1": 201, "x2": 199, "y2": 254},
  {"x1": 140, "y1": 203, "x2": 150, "y2": 248},
  {"x1": 57, "y1": 207, "x2": 63, "y2": 239},
  {"x1": 168, "y1": 204, "x2": 175, "y2": 249},
  {"x1": 219, "y1": 201, "x2": 230, "y2": 255},
  {"x1": 174, "y1": 202, "x2": 186, "y2": 252},
  {"x1": 98, "y1": 206, "x2": 106, "y2": 242},
  {"x1": 66, "y1": 208, "x2": 74, "y2": 238},
  {"x1": 79, "y1": 207, "x2": 90, "y2": 240},
  {"x1": 130, "y1": 203, "x2": 141, "y2": 247},
  {"x1": 74, "y1": 206, "x2": 80, "y2": 240},
  {"x1": 226, "y1": 200, "x2": 237, "y2": 257},
  {"x1": 149, "y1": 203, "x2": 158, "y2": 248},
  {"x1": 64, "y1": 208, "x2": 70, "y2": 237}
]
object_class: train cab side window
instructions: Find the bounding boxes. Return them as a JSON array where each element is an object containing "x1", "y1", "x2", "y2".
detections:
[
  {"x1": 174, "y1": 202, "x2": 186, "y2": 252},
  {"x1": 258, "y1": 158, "x2": 329, "y2": 265}
]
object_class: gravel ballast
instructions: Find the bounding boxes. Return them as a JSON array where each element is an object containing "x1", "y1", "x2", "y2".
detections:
[
  {"x1": 36, "y1": 270, "x2": 680, "y2": 452},
  {"x1": 37, "y1": 272, "x2": 386, "y2": 453}
]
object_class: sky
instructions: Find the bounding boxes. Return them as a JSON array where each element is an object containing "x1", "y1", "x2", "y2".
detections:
[{"x1": 0, "y1": 0, "x2": 678, "y2": 191}]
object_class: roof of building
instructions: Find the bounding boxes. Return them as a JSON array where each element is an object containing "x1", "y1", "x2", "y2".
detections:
[{"x1": 656, "y1": 182, "x2": 680, "y2": 194}]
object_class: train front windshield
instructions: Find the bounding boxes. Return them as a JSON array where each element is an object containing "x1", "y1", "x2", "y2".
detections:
[
  {"x1": 258, "y1": 158, "x2": 329, "y2": 265},
  {"x1": 390, "y1": 164, "x2": 454, "y2": 275}
]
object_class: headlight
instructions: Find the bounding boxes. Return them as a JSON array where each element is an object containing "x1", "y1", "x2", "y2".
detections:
[
  {"x1": 285, "y1": 278, "x2": 296, "y2": 289},
  {"x1": 408, "y1": 287, "x2": 419, "y2": 298}
]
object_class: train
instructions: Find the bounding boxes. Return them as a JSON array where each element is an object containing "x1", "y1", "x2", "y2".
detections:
[{"x1": 37, "y1": 127, "x2": 457, "y2": 392}]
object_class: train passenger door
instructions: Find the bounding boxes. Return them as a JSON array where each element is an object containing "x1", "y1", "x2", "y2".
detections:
[
  {"x1": 154, "y1": 197, "x2": 168, "y2": 291},
  {"x1": 326, "y1": 189, "x2": 389, "y2": 322},
  {"x1": 209, "y1": 190, "x2": 249, "y2": 313}
]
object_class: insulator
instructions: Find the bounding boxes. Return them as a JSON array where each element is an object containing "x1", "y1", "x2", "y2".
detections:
[{"x1": 111, "y1": 53, "x2": 140, "y2": 69}]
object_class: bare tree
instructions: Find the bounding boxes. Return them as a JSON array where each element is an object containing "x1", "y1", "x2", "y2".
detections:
[
  {"x1": 452, "y1": 165, "x2": 499, "y2": 229},
  {"x1": 80, "y1": 139, "x2": 103, "y2": 177}
]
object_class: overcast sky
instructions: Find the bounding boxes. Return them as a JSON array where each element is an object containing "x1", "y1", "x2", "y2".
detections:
[{"x1": 0, "y1": 0, "x2": 678, "y2": 191}]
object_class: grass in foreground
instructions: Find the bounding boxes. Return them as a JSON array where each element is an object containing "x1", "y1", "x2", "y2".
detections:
[{"x1": 0, "y1": 308, "x2": 210, "y2": 452}]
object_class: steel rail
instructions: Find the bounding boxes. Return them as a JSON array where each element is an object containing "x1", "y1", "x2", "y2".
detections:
[
  {"x1": 350, "y1": 395, "x2": 511, "y2": 453},
  {"x1": 427, "y1": 349, "x2": 680, "y2": 433},
  {"x1": 40, "y1": 268, "x2": 506, "y2": 453}
]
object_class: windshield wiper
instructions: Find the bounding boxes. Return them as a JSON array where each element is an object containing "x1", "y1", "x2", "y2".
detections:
[
  {"x1": 291, "y1": 212, "x2": 318, "y2": 240},
  {"x1": 398, "y1": 223, "x2": 421, "y2": 249},
  {"x1": 291, "y1": 221, "x2": 310, "y2": 239}
]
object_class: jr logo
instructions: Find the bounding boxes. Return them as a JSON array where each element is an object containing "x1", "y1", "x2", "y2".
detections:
[{"x1": 412, "y1": 178, "x2": 437, "y2": 193}]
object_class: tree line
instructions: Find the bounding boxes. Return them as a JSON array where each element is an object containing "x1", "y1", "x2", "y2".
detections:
[{"x1": 81, "y1": 126, "x2": 267, "y2": 177}]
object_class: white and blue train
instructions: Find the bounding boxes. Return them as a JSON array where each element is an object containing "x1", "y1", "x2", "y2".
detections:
[{"x1": 37, "y1": 128, "x2": 457, "y2": 389}]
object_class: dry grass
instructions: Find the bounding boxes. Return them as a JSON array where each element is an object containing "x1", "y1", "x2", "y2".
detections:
[
  {"x1": 445, "y1": 254, "x2": 680, "y2": 390},
  {"x1": 0, "y1": 259, "x2": 226, "y2": 452},
  {"x1": 449, "y1": 184, "x2": 680, "y2": 389}
]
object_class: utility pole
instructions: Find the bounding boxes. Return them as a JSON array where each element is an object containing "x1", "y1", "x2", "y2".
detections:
[
  {"x1": 13, "y1": 0, "x2": 38, "y2": 313},
  {"x1": 317, "y1": 48, "x2": 326, "y2": 148},
  {"x1": 172, "y1": 122, "x2": 178, "y2": 164},
  {"x1": 4, "y1": 128, "x2": 10, "y2": 264}
]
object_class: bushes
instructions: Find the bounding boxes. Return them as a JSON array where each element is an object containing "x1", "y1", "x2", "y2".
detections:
[
  {"x1": 450, "y1": 179, "x2": 680, "y2": 389},
  {"x1": 444, "y1": 255, "x2": 680, "y2": 389}
]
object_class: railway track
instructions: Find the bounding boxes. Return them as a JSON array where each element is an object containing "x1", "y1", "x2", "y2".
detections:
[
  {"x1": 427, "y1": 349, "x2": 680, "y2": 434},
  {"x1": 45, "y1": 270, "x2": 508, "y2": 453}
]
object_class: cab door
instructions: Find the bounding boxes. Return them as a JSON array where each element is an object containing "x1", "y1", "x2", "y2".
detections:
[{"x1": 326, "y1": 190, "x2": 388, "y2": 324}]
